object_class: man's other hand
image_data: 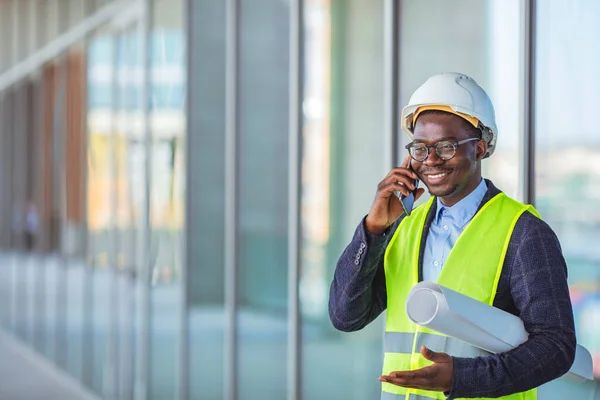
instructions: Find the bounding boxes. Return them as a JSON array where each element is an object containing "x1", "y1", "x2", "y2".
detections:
[{"x1": 379, "y1": 345, "x2": 453, "y2": 393}]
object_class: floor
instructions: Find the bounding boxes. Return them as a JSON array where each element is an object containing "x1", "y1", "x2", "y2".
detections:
[{"x1": 0, "y1": 330, "x2": 99, "y2": 400}]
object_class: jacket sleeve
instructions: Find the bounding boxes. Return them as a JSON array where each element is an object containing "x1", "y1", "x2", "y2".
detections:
[
  {"x1": 447, "y1": 216, "x2": 576, "y2": 398},
  {"x1": 328, "y1": 216, "x2": 400, "y2": 332}
]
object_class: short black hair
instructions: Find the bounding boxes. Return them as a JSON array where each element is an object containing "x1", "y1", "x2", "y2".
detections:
[{"x1": 416, "y1": 109, "x2": 482, "y2": 139}]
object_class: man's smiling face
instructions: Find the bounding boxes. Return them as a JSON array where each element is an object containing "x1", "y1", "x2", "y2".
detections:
[{"x1": 411, "y1": 111, "x2": 487, "y2": 206}]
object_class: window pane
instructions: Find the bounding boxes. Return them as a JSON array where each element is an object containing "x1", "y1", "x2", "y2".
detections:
[
  {"x1": 86, "y1": 28, "x2": 115, "y2": 395},
  {"x1": 237, "y1": 0, "x2": 290, "y2": 398},
  {"x1": 0, "y1": 93, "x2": 14, "y2": 334},
  {"x1": 399, "y1": 0, "x2": 523, "y2": 201},
  {"x1": 535, "y1": 0, "x2": 600, "y2": 377},
  {"x1": 149, "y1": 0, "x2": 185, "y2": 398},
  {"x1": 64, "y1": 46, "x2": 88, "y2": 383},
  {"x1": 115, "y1": 27, "x2": 143, "y2": 400},
  {"x1": 11, "y1": 87, "x2": 29, "y2": 342},
  {"x1": 13, "y1": 84, "x2": 37, "y2": 347},
  {"x1": 187, "y1": 0, "x2": 226, "y2": 398},
  {"x1": 301, "y1": 1, "x2": 386, "y2": 399}
]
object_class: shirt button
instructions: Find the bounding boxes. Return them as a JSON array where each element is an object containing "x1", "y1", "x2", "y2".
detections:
[
  {"x1": 443, "y1": 225, "x2": 449, "y2": 230},
  {"x1": 433, "y1": 261, "x2": 439, "y2": 267}
]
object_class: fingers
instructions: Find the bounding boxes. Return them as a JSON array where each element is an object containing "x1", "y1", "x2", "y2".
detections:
[
  {"x1": 379, "y1": 347, "x2": 453, "y2": 392},
  {"x1": 379, "y1": 367, "x2": 434, "y2": 388},
  {"x1": 379, "y1": 376, "x2": 422, "y2": 389},
  {"x1": 382, "y1": 171, "x2": 417, "y2": 190},
  {"x1": 377, "y1": 176, "x2": 415, "y2": 198},
  {"x1": 398, "y1": 166, "x2": 419, "y2": 180},
  {"x1": 376, "y1": 172, "x2": 421, "y2": 199},
  {"x1": 385, "y1": 164, "x2": 418, "y2": 181},
  {"x1": 379, "y1": 182, "x2": 411, "y2": 197},
  {"x1": 379, "y1": 365, "x2": 448, "y2": 392},
  {"x1": 421, "y1": 345, "x2": 451, "y2": 363},
  {"x1": 376, "y1": 161, "x2": 418, "y2": 198}
]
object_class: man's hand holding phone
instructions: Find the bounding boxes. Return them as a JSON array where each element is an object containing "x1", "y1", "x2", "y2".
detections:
[{"x1": 365, "y1": 156, "x2": 425, "y2": 236}]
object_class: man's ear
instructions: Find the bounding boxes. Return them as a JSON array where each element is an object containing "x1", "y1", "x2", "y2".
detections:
[{"x1": 476, "y1": 140, "x2": 488, "y2": 161}]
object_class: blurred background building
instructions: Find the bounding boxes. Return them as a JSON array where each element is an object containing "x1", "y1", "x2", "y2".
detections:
[{"x1": 0, "y1": 0, "x2": 598, "y2": 399}]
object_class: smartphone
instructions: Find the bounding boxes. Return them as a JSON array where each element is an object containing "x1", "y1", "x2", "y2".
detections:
[{"x1": 394, "y1": 162, "x2": 419, "y2": 216}]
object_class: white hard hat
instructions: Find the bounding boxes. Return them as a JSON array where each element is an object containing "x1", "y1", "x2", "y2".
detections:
[{"x1": 401, "y1": 72, "x2": 497, "y2": 159}]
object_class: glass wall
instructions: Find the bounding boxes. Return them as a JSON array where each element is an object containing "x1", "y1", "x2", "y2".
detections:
[
  {"x1": 0, "y1": 90, "x2": 17, "y2": 335},
  {"x1": 236, "y1": 0, "x2": 290, "y2": 398},
  {"x1": 87, "y1": 26, "x2": 116, "y2": 395},
  {"x1": 301, "y1": 0, "x2": 386, "y2": 399},
  {"x1": 187, "y1": 1, "x2": 226, "y2": 398},
  {"x1": 1, "y1": 1, "x2": 600, "y2": 399},
  {"x1": 0, "y1": 1, "x2": 160, "y2": 398},
  {"x1": 149, "y1": 0, "x2": 185, "y2": 398},
  {"x1": 399, "y1": 0, "x2": 523, "y2": 202},
  {"x1": 535, "y1": 0, "x2": 600, "y2": 378},
  {"x1": 63, "y1": 44, "x2": 88, "y2": 382}
]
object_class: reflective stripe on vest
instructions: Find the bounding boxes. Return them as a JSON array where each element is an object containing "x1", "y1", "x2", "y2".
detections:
[
  {"x1": 381, "y1": 391, "x2": 439, "y2": 400},
  {"x1": 385, "y1": 331, "x2": 490, "y2": 358},
  {"x1": 381, "y1": 192, "x2": 540, "y2": 400}
]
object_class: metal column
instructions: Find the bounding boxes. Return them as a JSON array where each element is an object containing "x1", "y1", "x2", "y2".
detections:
[
  {"x1": 384, "y1": 0, "x2": 401, "y2": 170},
  {"x1": 224, "y1": 0, "x2": 240, "y2": 399},
  {"x1": 179, "y1": 0, "x2": 191, "y2": 398},
  {"x1": 522, "y1": 0, "x2": 536, "y2": 205},
  {"x1": 287, "y1": 0, "x2": 303, "y2": 399},
  {"x1": 135, "y1": 0, "x2": 152, "y2": 398}
]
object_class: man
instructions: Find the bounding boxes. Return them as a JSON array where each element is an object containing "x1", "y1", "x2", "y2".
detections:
[{"x1": 329, "y1": 72, "x2": 576, "y2": 399}]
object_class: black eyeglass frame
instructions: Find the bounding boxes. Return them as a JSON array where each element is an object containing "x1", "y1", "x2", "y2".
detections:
[{"x1": 404, "y1": 137, "x2": 480, "y2": 162}]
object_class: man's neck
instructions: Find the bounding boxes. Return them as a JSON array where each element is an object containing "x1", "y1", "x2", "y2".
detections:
[{"x1": 439, "y1": 177, "x2": 483, "y2": 207}]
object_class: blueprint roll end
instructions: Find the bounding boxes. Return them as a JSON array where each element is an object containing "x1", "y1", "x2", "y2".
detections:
[{"x1": 406, "y1": 288, "x2": 440, "y2": 325}]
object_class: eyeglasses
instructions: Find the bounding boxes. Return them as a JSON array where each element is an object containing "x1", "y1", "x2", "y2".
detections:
[{"x1": 405, "y1": 138, "x2": 480, "y2": 162}]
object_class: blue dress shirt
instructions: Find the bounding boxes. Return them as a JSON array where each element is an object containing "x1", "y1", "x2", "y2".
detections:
[{"x1": 423, "y1": 178, "x2": 487, "y2": 282}]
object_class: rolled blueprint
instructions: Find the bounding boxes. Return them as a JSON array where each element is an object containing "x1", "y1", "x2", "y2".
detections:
[{"x1": 406, "y1": 281, "x2": 594, "y2": 383}]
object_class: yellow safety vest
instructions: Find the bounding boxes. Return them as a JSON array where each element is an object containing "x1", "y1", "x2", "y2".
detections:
[{"x1": 382, "y1": 193, "x2": 541, "y2": 400}]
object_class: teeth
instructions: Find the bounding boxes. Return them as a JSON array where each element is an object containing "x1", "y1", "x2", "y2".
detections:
[{"x1": 429, "y1": 173, "x2": 446, "y2": 179}]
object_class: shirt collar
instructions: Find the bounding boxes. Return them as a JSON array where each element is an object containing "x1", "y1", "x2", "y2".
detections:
[{"x1": 434, "y1": 178, "x2": 488, "y2": 228}]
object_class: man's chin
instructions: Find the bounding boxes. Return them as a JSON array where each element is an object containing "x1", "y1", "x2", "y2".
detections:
[{"x1": 427, "y1": 184, "x2": 458, "y2": 198}]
